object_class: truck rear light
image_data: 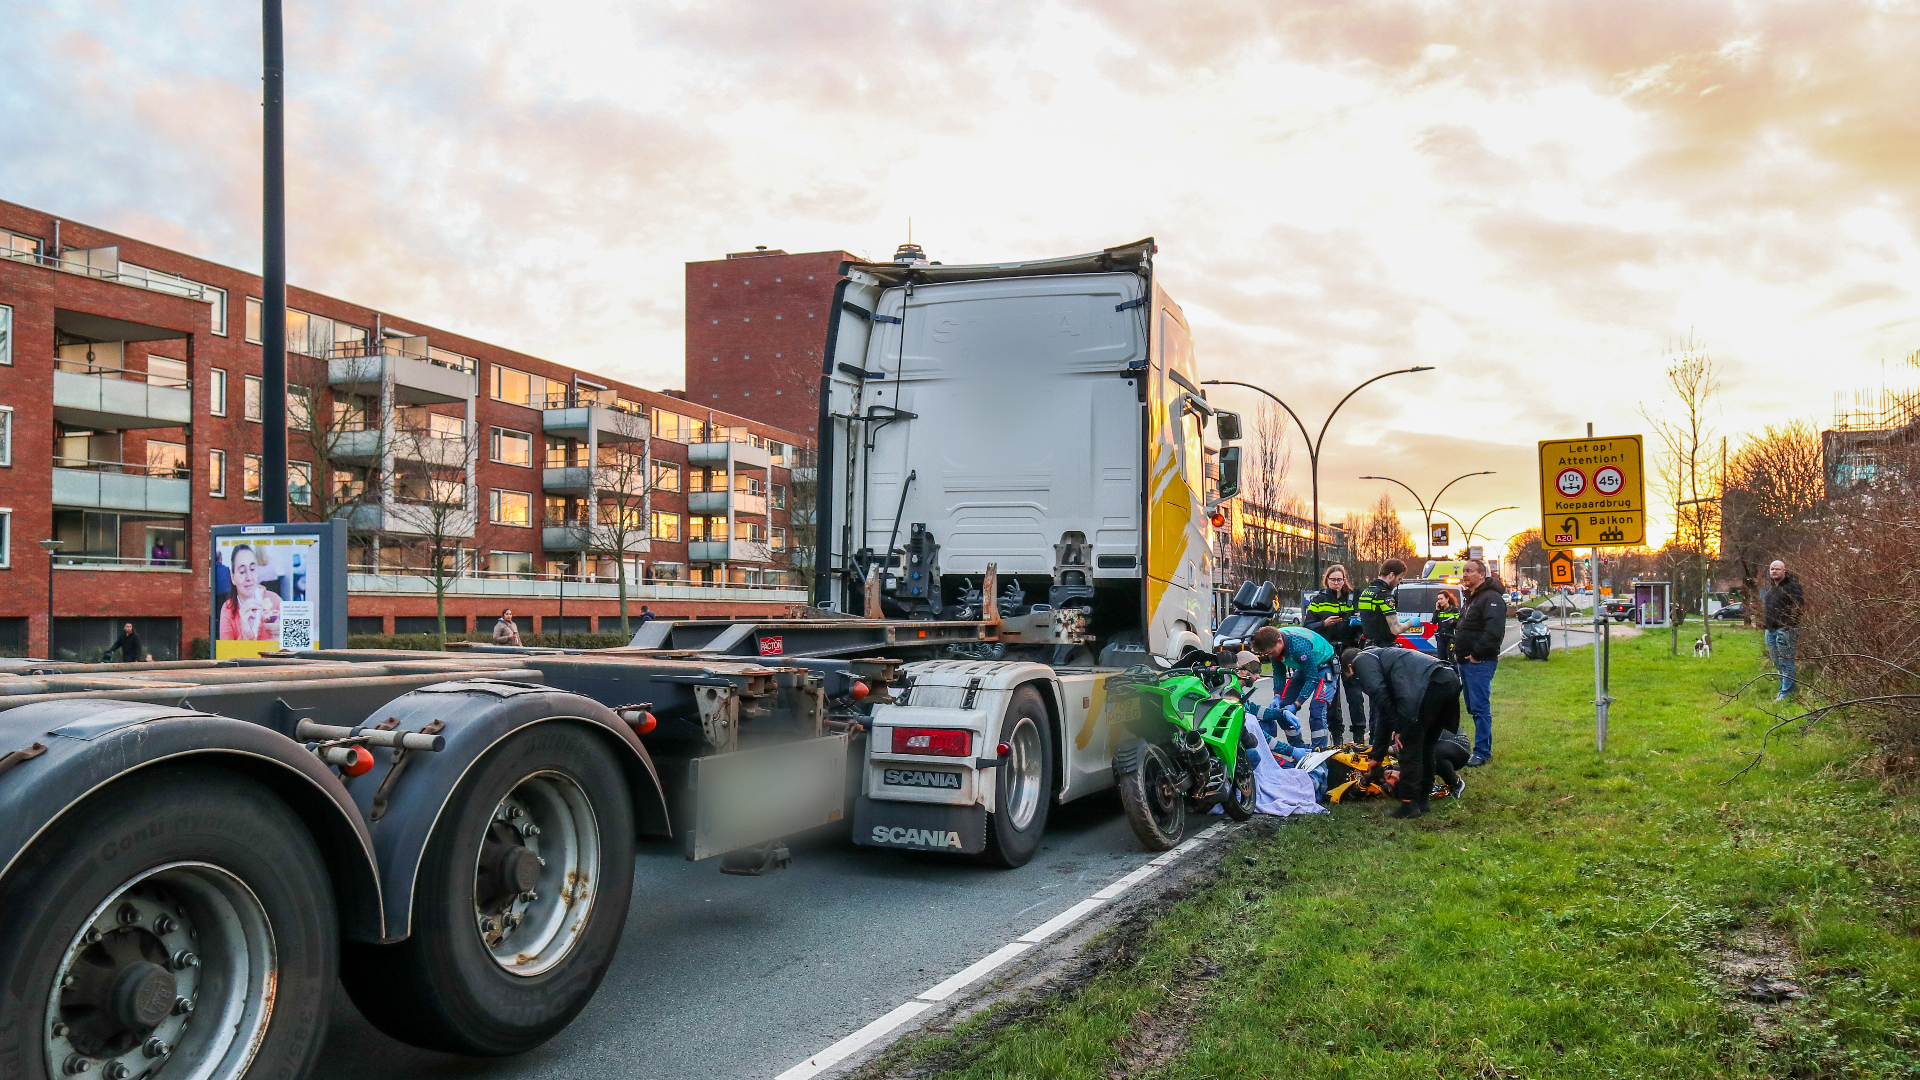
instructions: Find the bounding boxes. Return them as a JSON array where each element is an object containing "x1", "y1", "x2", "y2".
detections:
[
  {"x1": 890, "y1": 728, "x2": 970, "y2": 756},
  {"x1": 996, "y1": 742, "x2": 1011, "y2": 758}
]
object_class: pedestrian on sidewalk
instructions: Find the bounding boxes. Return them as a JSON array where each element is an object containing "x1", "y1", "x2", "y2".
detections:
[
  {"x1": 108, "y1": 622, "x2": 142, "y2": 663},
  {"x1": 493, "y1": 608, "x2": 523, "y2": 647},
  {"x1": 1451, "y1": 558, "x2": 1507, "y2": 767},
  {"x1": 1344, "y1": 645, "x2": 1464, "y2": 818},
  {"x1": 1763, "y1": 559, "x2": 1804, "y2": 700},
  {"x1": 1251, "y1": 625, "x2": 1337, "y2": 749},
  {"x1": 1304, "y1": 563, "x2": 1367, "y2": 744},
  {"x1": 1357, "y1": 559, "x2": 1407, "y2": 648}
]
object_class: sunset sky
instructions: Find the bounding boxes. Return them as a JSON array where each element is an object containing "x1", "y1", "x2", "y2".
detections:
[{"x1": 7, "y1": 0, "x2": 1918, "y2": 556}]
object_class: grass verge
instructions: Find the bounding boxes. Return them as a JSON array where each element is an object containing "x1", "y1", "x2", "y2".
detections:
[{"x1": 865, "y1": 627, "x2": 1920, "y2": 1079}]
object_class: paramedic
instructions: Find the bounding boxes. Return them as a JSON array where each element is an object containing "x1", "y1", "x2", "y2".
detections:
[
  {"x1": 1251, "y1": 624, "x2": 1337, "y2": 749},
  {"x1": 1344, "y1": 645, "x2": 1463, "y2": 818}
]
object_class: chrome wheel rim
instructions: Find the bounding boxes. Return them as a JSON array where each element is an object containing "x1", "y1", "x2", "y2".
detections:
[
  {"x1": 45, "y1": 862, "x2": 276, "y2": 1080},
  {"x1": 472, "y1": 771, "x2": 600, "y2": 976},
  {"x1": 1004, "y1": 716, "x2": 1043, "y2": 830}
]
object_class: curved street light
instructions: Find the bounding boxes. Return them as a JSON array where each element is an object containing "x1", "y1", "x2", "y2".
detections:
[
  {"x1": 1431, "y1": 505, "x2": 1519, "y2": 558},
  {"x1": 1203, "y1": 366, "x2": 1434, "y2": 586},
  {"x1": 1357, "y1": 471, "x2": 1495, "y2": 559}
]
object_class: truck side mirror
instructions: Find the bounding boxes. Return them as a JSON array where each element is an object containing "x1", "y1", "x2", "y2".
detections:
[
  {"x1": 1215, "y1": 411, "x2": 1242, "y2": 442},
  {"x1": 1217, "y1": 445, "x2": 1242, "y2": 500}
]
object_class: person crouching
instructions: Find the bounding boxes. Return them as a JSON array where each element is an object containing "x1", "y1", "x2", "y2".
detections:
[{"x1": 1343, "y1": 645, "x2": 1464, "y2": 819}]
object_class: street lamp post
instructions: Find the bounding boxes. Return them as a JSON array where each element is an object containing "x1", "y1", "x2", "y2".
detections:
[
  {"x1": 1432, "y1": 506, "x2": 1520, "y2": 559},
  {"x1": 1203, "y1": 367, "x2": 1434, "y2": 588},
  {"x1": 38, "y1": 539, "x2": 63, "y2": 660},
  {"x1": 1358, "y1": 471, "x2": 1495, "y2": 560}
]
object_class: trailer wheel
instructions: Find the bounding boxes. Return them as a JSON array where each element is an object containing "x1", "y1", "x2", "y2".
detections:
[
  {"x1": 1117, "y1": 743, "x2": 1186, "y2": 851},
  {"x1": 0, "y1": 764, "x2": 335, "y2": 1080},
  {"x1": 343, "y1": 723, "x2": 634, "y2": 1055},
  {"x1": 981, "y1": 687, "x2": 1053, "y2": 868}
]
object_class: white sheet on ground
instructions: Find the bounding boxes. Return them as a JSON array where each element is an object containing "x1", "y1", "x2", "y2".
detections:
[{"x1": 1253, "y1": 741, "x2": 1328, "y2": 816}]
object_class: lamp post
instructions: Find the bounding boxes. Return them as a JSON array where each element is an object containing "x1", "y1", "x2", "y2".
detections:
[
  {"x1": 38, "y1": 539, "x2": 62, "y2": 660},
  {"x1": 1431, "y1": 506, "x2": 1519, "y2": 559},
  {"x1": 1203, "y1": 367, "x2": 1433, "y2": 587},
  {"x1": 1357, "y1": 471, "x2": 1494, "y2": 560}
]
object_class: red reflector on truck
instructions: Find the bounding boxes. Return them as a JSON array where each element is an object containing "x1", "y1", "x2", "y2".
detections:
[{"x1": 891, "y1": 728, "x2": 970, "y2": 756}]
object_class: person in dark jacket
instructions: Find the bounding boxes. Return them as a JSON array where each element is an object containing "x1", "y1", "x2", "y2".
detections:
[
  {"x1": 1432, "y1": 588, "x2": 1461, "y2": 662},
  {"x1": 1303, "y1": 563, "x2": 1367, "y2": 744},
  {"x1": 1763, "y1": 560, "x2": 1804, "y2": 700},
  {"x1": 1357, "y1": 559, "x2": 1407, "y2": 648},
  {"x1": 1451, "y1": 559, "x2": 1507, "y2": 766},
  {"x1": 1344, "y1": 645, "x2": 1463, "y2": 818},
  {"x1": 108, "y1": 622, "x2": 141, "y2": 663}
]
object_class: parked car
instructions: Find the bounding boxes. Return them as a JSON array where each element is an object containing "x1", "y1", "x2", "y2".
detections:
[{"x1": 1712, "y1": 602, "x2": 1745, "y2": 621}]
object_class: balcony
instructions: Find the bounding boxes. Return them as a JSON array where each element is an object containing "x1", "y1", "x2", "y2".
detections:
[
  {"x1": 52, "y1": 365, "x2": 193, "y2": 431},
  {"x1": 541, "y1": 465, "x2": 604, "y2": 494},
  {"x1": 328, "y1": 340, "x2": 476, "y2": 405},
  {"x1": 688, "y1": 489, "x2": 768, "y2": 516},
  {"x1": 542, "y1": 524, "x2": 590, "y2": 550},
  {"x1": 345, "y1": 503, "x2": 476, "y2": 539},
  {"x1": 688, "y1": 438, "x2": 771, "y2": 472},
  {"x1": 52, "y1": 460, "x2": 191, "y2": 514},
  {"x1": 393, "y1": 433, "x2": 469, "y2": 468},
  {"x1": 689, "y1": 538, "x2": 772, "y2": 563},
  {"x1": 542, "y1": 404, "x2": 647, "y2": 444}
]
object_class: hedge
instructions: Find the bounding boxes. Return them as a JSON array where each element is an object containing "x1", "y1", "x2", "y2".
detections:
[{"x1": 343, "y1": 632, "x2": 634, "y2": 651}]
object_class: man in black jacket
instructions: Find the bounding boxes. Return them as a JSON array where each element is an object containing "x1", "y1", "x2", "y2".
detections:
[
  {"x1": 1303, "y1": 564, "x2": 1367, "y2": 744},
  {"x1": 1763, "y1": 559, "x2": 1804, "y2": 700},
  {"x1": 108, "y1": 622, "x2": 141, "y2": 664},
  {"x1": 1451, "y1": 559, "x2": 1506, "y2": 766},
  {"x1": 1345, "y1": 645, "x2": 1463, "y2": 818}
]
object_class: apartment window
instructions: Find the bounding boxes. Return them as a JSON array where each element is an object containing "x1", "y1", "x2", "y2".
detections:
[
  {"x1": 244, "y1": 375, "x2": 263, "y2": 422},
  {"x1": 767, "y1": 440, "x2": 787, "y2": 465},
  {"x1": 332, "y1": 465, "x2": 368, "y2": 503},
  {"x1": 147, "y1": 440, "x2": 188, "y2": 479},
  {"x1": 288, "y1": 385, "x2": 312, "y2": 430},
  {"x1": 243, "y1": 454, "x2": 262, "y2": 501},
  {"x1": 209, "y1": 449, "x2": 226, "y2": 497},
  {"x1": 650, "y1": 511, "x2": 681, "y2": 542},
  {"x1": 651, "y1": 460, "x2": 681, "y2": 492},
  {"x1": 651, "y1": 410, "x2": 702, "y2": 443},
  {"x1": 490, "y1": 427, "x2": 533, "y2": 467},
  {"x1": 487, "y1": 550, "x2": 533, "y2": 577},
  {"x1": 206, "y1": 285, "x2": 228, "y2": 336},
  {"x1": 771, "y1": 483, "x2": 786, "y2": 510},
  {"x1": 490, "y1": 488, "x2": 533, "y2": 527},
  {"x1": 289, "y1": 461, "x2": 313, "y2": 507},
  {"x1": 0, "y1": 230, "x2": 40, "y2": 260},
  {"x1": 245, "y1": 297, "x2": 262, "y2": 344},
  {"x1": 489, "y1": 364, "x2": 567, "y2": 408},
  {"x1": 0, "y1": 507, "x2": 9, "y2": 568},
  {"x1": 0, "y1": 407, "x2": 11, "y2": 466},
  {"x1": 0, "y1": 304, "x2": 11, "y2": 365},
  {"x1": 771, "y1": 526, "x2": 786, "y2": 550},
  {"x1": 209, "y1": 368, "x2": 228, "y2": 416}
]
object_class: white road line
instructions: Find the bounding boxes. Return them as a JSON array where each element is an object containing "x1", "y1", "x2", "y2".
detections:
[
  {"x1": 775, "y1": 821, "x2": 1241, "y2": 1079},
  {"x1": 917, "y1": 942, "x2": 1034, "y2": 1002},
  {"x1": 774, "y1": 1001, "x2": 934, "y2": 1080}
]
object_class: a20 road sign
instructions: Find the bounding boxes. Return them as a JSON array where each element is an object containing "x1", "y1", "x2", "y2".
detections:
[{"x1": 1539, "y1": 434, "x2": 1645, "y2": 549}]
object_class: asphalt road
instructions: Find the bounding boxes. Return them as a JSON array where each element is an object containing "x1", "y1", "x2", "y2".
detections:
[{"x1": 312, "y1": 791, "x2": 1161, "y2": 1080}]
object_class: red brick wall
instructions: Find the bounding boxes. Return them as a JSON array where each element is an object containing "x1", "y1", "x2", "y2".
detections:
[{"x1": 684, "y1": 250, "x2": 850, "y2": 437}]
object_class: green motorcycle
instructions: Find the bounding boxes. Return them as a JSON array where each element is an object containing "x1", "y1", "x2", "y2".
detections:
[{"x1": 1108, "y1": 654, "x2": 1261, "y2": 850}]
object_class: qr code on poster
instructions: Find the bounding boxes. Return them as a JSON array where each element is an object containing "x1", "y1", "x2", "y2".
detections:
[{"x1": 280, "y1": 601, "x2": 315, "y2": 650}]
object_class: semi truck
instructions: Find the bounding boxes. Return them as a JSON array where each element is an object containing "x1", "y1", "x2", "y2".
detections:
[{"x1": 0, "y1": 238, "x2": 1242, "y2": 1080}]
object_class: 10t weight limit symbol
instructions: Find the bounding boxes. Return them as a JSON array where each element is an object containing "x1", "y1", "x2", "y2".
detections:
[
  {"x1": 1556, "y1": 468, "x2": 1586, "y2": 498},
  {"x1": 1594, "y1": 466, "x2": 1624, "y2": 498}
]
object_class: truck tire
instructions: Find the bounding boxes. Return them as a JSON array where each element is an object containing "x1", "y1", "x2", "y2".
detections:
[
  {"x1": 0, "y1": 764, "x2": 336, "y2": 1080},
  {"x1": 1117, "y1": 742, "x2": 1186, "y2": 851},
  {"x1": 342, "y1": 722, "x2": 634, "y2": 1055},
  {"x1": 981, "y1": 687, "x2": 1053, "y2": 868}
]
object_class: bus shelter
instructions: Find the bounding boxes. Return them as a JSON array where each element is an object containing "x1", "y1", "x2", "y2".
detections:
[{"x1": 1631, "y1": 580, "x2": 1672, "y2": 628}]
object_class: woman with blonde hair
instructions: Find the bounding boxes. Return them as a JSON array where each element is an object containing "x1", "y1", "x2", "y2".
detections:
[{"x1": 1302, "y1": 562, "x2": 1367, "y2": 744}]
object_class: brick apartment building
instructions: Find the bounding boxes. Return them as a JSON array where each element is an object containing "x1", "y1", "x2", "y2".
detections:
[
  {"x1": 684, "y1": 247, "x2": 855, "y2": 437},
  {"x1": 0, "y1": 199, "x2": 819, "y2": 660}
]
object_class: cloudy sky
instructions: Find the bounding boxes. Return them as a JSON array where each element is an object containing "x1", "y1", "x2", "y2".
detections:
[{"x1": 7, "y1": 0, "x2": 1918, "y2": 554}]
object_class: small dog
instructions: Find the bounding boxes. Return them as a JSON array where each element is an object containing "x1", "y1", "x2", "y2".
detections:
[{"x1": 1693, "y1": 635, "x2": 1712, "y2": 658}]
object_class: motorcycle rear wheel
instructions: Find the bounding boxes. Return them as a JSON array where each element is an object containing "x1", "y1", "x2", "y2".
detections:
[{"x1": 1118, "y1": 743, "x2": 1186, "y2": 851}]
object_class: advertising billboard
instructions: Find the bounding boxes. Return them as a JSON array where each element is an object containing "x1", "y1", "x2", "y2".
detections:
[{"x1": 209, "y1": 521, "x2": 347, "y2": 658}]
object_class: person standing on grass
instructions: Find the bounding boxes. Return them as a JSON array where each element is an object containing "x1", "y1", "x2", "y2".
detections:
[
  {"x1": 493, "y1": 609, "x2": 523, "y2": 647},
  {"x1": 1304, "y1": 563, "x2": 1367, "y2": 744},
  {"x1": 1357, "y1": 559, "x2": 1408, "y2": 648},
  {"x1": 1345, "y1": 645, "x2": 1464, "y2": 818},
  {"x1": 1763, "y1": 559, "x2": 1804, "y2": 700},
  {"x1": 1251, "y1": 624, "x2": 1337, "y2": 749},
  {"x1": 1452, "y1": 558, "x2": 1507, "y2": 767}
]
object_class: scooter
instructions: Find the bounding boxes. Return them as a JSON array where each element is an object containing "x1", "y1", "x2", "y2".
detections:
[
  {"x1": 1518, "y1": 606, "x2": 1552, "y2": 660},
  {"x1": 1108, "y1": 652, "x2": 1262, "y2": 850}
]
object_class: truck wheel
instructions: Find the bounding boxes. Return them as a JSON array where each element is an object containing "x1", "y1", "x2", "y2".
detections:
[
  {"x1": 1223, "y1": 749, "x2": 1258, "y2": 821},
  {"x1": 1117, "y1": 743, "x2": 1186, "y2": 851},
  {"x1": 0, "y1": 764, "x2": 335, "y2": 1080},
  {"x1": 343, "y1": 723, "x2": 634, "y2": 1055},
  {"x1": 982, "y1": 687, "x2": 1053, "y2": 868}
]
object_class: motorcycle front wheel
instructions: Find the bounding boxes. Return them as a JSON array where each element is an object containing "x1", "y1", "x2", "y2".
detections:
[
  {"x1": 1118, "y1": 743, "x2": 1186, "y2": 851},
  {"x1": 1223, "y1": 749, "x2": 1258, "y2": 821}
]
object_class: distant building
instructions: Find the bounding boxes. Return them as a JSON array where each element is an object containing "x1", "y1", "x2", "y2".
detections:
[
  {"x1": 1824, "y1": 369, "x2": 1920, "y2": 496},
  {"x1": 1211, "y1": 499, "x2": 1351, "y2": 618},
  {"x1": 683, "y1": 247, "x2": 855, "y2": 437}
]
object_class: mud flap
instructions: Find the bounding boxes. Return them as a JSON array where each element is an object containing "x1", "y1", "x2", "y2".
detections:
[{"x1": 852, "y1": 795, "x2": 987, "y2": 854}]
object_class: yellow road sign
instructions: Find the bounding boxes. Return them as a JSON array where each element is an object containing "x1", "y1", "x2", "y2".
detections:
[
  {"x1": 1539, "y1": 434, "x2": 1645, "y2": 549},
  {"x1": 1549, "y1": 550, "x2": 1576, "y2": 587}
]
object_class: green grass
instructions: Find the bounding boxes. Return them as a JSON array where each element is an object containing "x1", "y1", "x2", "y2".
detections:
[{"x1": 883, "y1": 628, "x2": 1920, "y2": 1079}]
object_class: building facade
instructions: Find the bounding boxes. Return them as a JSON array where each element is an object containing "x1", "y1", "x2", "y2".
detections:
[
  {"x1": 0, "y1": 200, "x2": 811, "y2": 660},
  {"x1": 683, "y1": 247, "x2": 853, "y2": 437}
]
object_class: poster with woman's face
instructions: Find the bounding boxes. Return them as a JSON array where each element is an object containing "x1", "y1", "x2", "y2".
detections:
[{"x1": 214, "y1": 535, "x2": 317, "y2": 658}]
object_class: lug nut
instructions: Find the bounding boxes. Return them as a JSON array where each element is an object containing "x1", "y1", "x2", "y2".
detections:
[
  {"x1": 172, "y1": 996, "x2": 193, "y2": 1016},
  {"x1": 82, "y1": 928, "x2": 102, "y2": 945},
  {"x1": 104, "y1": 1064, "x2": 130, "y2": 1080},
  {"x1": 61, "y1": 973, "x2": 76, "y2": 989},
  {"x1": 170, "y1": 950, "x2": 199, "y2": 971},
  {"x1": 154, "y1": 915, "x2": 177, "y2": 935},
  {"x1": 51, "y1": 1021, "x2": 69, "y2": 1038},
  {"x1": 117, "y1": 904, "x2": 141, "y2": 926},
  {"x1": 521, "y1": 823, "x2": 541, "y2": 837},
  {"x1": 521, "y1": 890, "x2": 538, "y2": 903},
  {"x1": 62, "y1": 1055, "x2": 93, "y2": 1075},
  {"x1": 506, "y1": 806, "x2": 523, "y2": 819},
  {"x1": 143, "y1": 1038, "x2": 170, "y2": 1058}
]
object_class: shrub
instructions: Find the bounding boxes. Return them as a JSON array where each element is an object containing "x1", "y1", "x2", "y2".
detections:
[{"x1": 342, "y1": 631, "x2": 632, "y2": 652}]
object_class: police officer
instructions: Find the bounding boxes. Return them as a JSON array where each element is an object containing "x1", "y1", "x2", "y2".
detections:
[
  {"x1": 1358, "y1": 559, "x2": 1408, "y2": 648},
  {"x1": 1303, "y1": 563, "x2": 1367, "y2": 744},
  {"x1": 1432, "y1": 587, "x2": 1461, "y2": 662}
]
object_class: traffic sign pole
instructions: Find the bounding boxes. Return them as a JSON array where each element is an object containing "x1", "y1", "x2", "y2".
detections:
[
  {"x1": 1540, "y1": 431, "x2": 1640, "y2": 754},
  {"x1": 1593, "y1": 546, "x2": 1609, "y2": 752}
]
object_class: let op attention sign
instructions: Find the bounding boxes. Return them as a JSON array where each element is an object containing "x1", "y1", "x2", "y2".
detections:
[{"x1": 1538, "y1": 435, "x2": 1645, "y2": 549}]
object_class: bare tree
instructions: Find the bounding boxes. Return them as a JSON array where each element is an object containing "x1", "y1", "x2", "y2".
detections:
[
  {"x1": 1641, "y1": 337, "x2": 1722, "y2": 642},
  {"x1": 1505, "y1": 527, "x2": 1546, "y2": 589},
  {"x1": 284, "y1": 351, "x2": 384, "y2": 530},
  {"x1": 779, "y1": 444, "x2": 820, "y2": 599},
  {"x1": 585, "y1": 407, "x2": 656, "y2": 634},
  {"x1": 385, "y1": 415, "x2": 477, "y2": 643},
  {"x1": 1351, "y1": 492, "x2": 1418, "y2": 576},
  {"x1": 1231, "y1": 404, "x2": 1308, "y2": 595},
  {"x1": 1722, "y1": 421, "x2": 1826, "y2": 619}
]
